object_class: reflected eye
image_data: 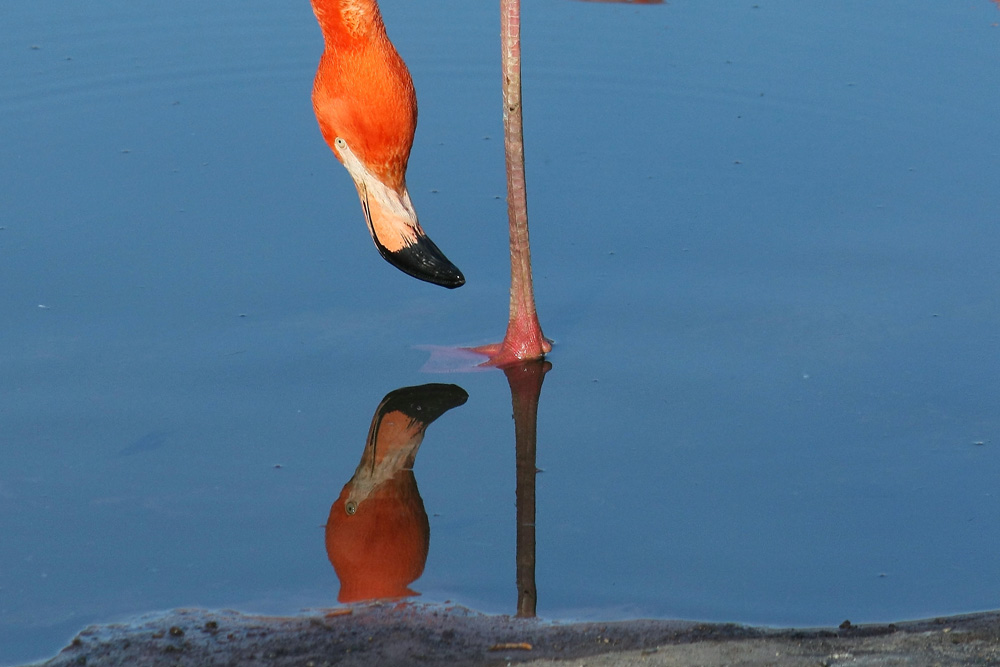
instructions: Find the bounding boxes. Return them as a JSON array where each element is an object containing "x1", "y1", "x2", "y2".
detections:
[{"x1": 345, "y1": 501, "x2": 357, "y2": 515}]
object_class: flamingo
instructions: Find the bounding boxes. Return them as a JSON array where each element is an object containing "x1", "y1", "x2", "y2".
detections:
[
  {"x1": 309, "y1": 0, "x2": 463, "y2": 288},
  {"x1": 309, "y1": 0, "x2": 550, "y2": 366}
]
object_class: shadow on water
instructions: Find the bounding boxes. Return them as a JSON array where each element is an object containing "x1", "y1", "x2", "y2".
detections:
[{"x1": 326, "y1": 361, "x2": 550, "y2": 619}]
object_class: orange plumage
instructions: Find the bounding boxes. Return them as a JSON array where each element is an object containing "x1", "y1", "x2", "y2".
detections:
[{"x1": 309, "y1": 0, "x2": 465, "y2": 287}]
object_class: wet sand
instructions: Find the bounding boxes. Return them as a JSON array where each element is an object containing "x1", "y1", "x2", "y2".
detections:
[{"x1": 23, "y1": 604, "x2": 1000, "y2": 666}]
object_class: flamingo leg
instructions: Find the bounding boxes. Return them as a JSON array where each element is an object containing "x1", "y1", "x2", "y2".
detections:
[{"x1": 471, "y1": 0, "x2": 551, "y2": 367}]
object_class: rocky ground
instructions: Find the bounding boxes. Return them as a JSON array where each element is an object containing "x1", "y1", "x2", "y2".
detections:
[{"x1": 24, "y1": 604, "x2": 1000, "y2": 666}]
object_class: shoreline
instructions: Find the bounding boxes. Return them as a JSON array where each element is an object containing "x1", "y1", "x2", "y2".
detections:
[{"x1": 22, "y1": 603, "x2": 1000, "y2": 666}]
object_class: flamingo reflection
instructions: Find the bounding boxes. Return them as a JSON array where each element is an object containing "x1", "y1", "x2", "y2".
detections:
[
  {"x1": 504, "y1": 360, "x2": 551, "y2": 617},
  {"x1": 325, "y1": 364, "x2": 549, "y2": 613},
  {"x1": 325, "y1": 384, "x2": 468, "y2": 603}
]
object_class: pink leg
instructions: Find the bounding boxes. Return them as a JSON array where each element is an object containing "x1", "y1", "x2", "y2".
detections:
[{"x1": 471, "y1": 0, "x2": 551, "y2": 368}]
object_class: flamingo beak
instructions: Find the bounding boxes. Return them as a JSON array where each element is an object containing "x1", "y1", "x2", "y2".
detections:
[
  {"x1": 357, "y1": 185, "x2": 465, "y2": 289},
  {"x1": 336, "y1": 138, "x2": 465, "y2": 289}
]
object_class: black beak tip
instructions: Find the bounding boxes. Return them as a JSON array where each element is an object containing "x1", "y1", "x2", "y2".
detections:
[
  {"x1": 378, "y1": 235, "x2": 466, "y2": 289},
  {"x1": 379, "y1": 383, "x2": 470, "y2": 423},
  {"x1": 438, "y1": 269, "x2": 466, "y2": 289}
]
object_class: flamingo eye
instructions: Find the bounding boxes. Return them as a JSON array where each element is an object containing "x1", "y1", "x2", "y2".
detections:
[{"x1": 335, "y1": 137, "x2": 347, "y2": 150}]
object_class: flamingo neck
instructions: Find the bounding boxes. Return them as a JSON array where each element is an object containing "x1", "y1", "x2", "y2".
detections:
[{"x1": 311, "y1": 0, "x2": 387, "y2": 45}]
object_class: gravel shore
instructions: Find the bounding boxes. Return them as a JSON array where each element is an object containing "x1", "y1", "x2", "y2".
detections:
[{"x1": 23, "y1": 604, "x2": 1000, "y2": 666}]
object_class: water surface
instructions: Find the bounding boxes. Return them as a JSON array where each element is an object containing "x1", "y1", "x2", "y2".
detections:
[{"x1": 3, "y1": 1, "x2": 1000, "y2": 664}]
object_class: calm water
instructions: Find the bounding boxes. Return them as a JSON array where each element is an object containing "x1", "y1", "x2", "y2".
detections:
[{"x1": 3, "y1": 0, "x2": 1000, "y2": 663}]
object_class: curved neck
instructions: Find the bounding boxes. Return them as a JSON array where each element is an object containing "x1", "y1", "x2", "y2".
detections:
[{"x1": 311, "y1": 0, "x2": 386, "y2": 45}]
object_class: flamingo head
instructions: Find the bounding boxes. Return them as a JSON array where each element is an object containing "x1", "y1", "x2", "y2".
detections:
[
  {"x1": 311, "y1": 10, "x2": 465, "y2": 289},
  {"x1": 333, "y1": 135, "x2": 465, "y2": 289}
]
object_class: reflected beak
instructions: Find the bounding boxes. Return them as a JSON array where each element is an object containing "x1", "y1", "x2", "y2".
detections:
[{"x1": 336, "y1": 138, "x2": 465, "y2": 289}]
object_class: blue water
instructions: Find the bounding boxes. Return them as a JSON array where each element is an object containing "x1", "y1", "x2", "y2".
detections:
[{"x1": 3, "y1": 0, "x2": 1000, "y2": 664}]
